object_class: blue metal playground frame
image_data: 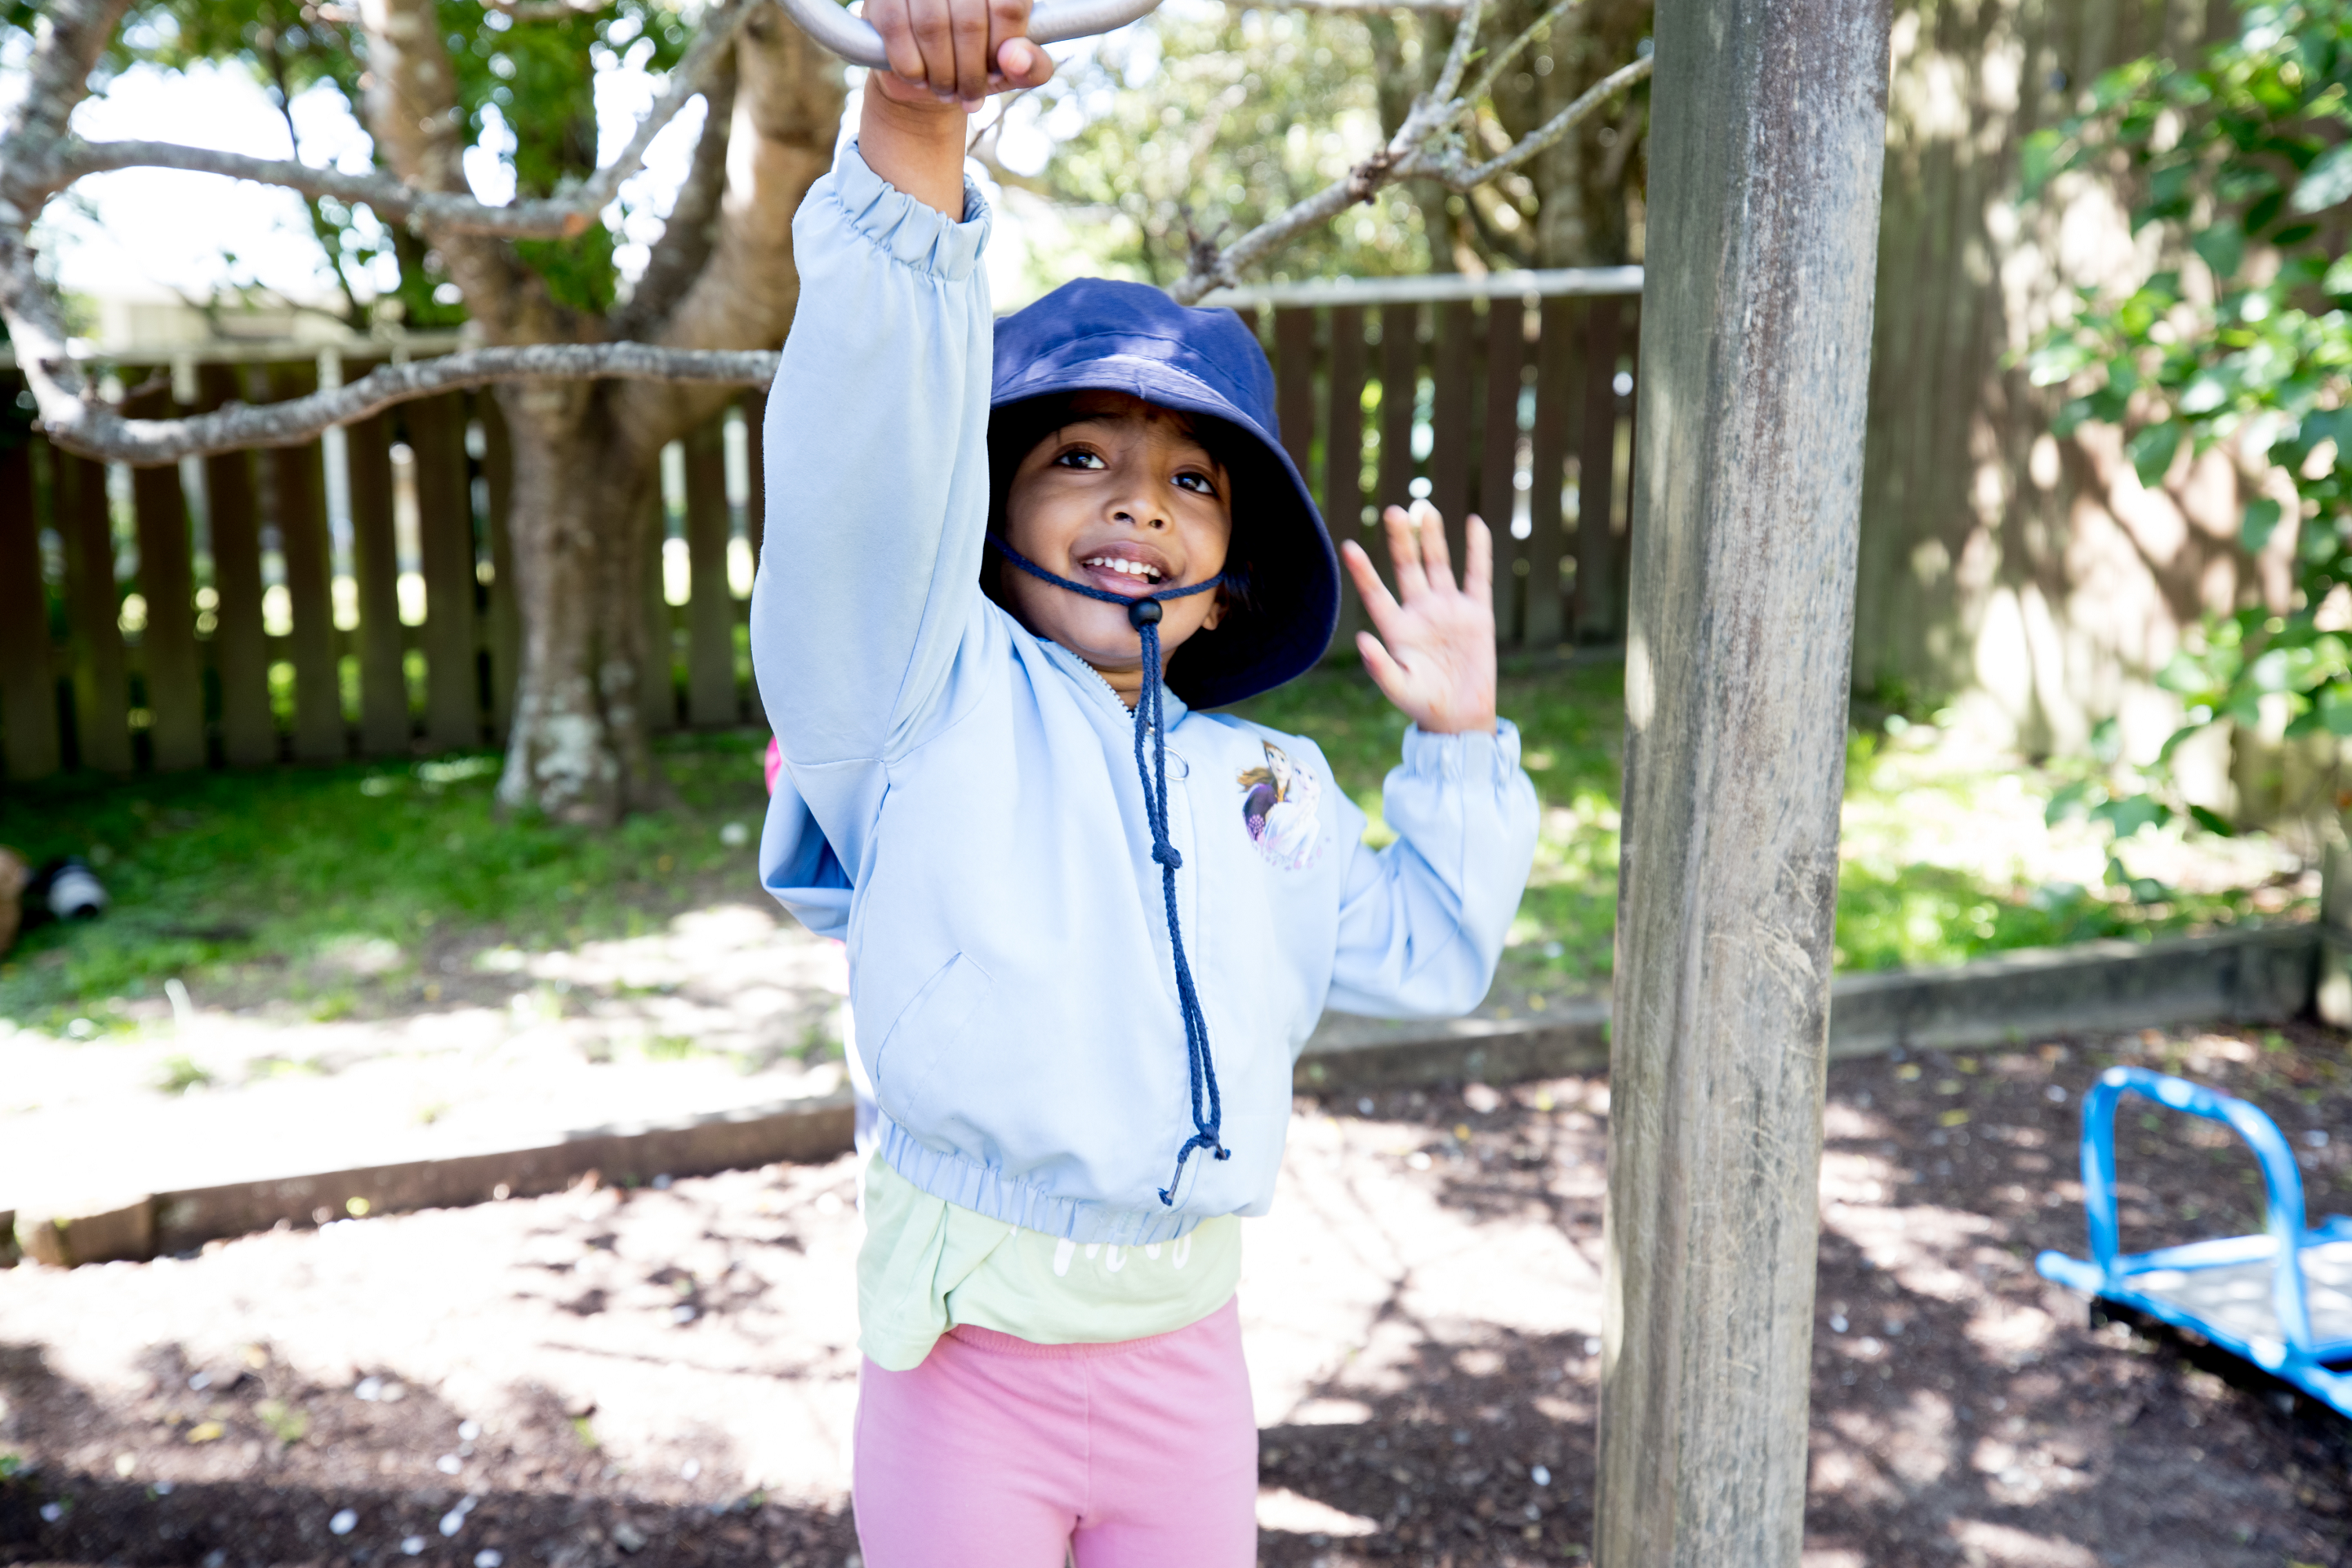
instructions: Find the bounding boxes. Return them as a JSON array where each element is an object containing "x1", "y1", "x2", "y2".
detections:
[{"x1": 2035, "y1": 1065, "x2": 2352, "y2": 1417}]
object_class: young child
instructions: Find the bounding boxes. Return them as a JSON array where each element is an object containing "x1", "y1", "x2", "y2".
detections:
[{"x1": 750, "y1": 10, "x2": 1539, "y2": 1560}]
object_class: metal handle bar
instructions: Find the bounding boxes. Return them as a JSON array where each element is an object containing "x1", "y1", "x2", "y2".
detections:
[
  {"x1": 771, "y1": 0, "x2": 1163, "y2": 71},
  {"x1": 2074, "y1": 1066, "x2": 2316, "y2": 1353}
]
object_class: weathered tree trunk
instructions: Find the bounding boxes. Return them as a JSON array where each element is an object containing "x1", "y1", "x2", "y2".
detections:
[
  {"x1": 492, "y1": 383, "x2": 668, "y2": 820},
  {"x1": 1593, "y1": 0, "x2": 1890, "y2": 1559},
  {"x1": 358, "y1": 0, "x2": 840, "y2": 823}
]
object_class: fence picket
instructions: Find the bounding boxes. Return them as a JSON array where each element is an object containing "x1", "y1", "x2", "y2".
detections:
[
  {"x1": 194, "y1": 365, "x2": 274, "y2": 768},
  {"x1": 405, "y1": 394, "x2": 480, "y2": 751},
  {"x1": 345, "y1": 398, "x2": 409, "y2": 757},
  {"x1": 1429, "y1": 303, "x2": 1475, "y2": 568},
  {"x1": 684, "y1": 419, "x2": 736, "y2": 727},
  {"x1": 0, "y1": 397, "x2": 60, "y2": 781},
  {"x1": 122, "y1": 380, "x2": 205, "y2": 771},
  {"x1": 1273, "y1": 307, "x2": 1317, "y2": 489},
  {"x1": 1523, "y1": 297, "x2": 1576, "y2": 651},
  {"x1": 1373, "y1": 303, "x2": 1421, "y2": 610},
  {"x1": 1323, "y1": 305, "x2": 1367, "y2": 645},
  {"x1": 265, "y1": 364, "x2": 346, "y2": 763},
  {"x1": 741, "y1": 390, "x2": 768, "y2": 734},
  {"x1": 1575, "y1": 299, "x2": 1623, "y2": 641},
  {"x1": 56, "y1": 451, "x2": 131, "y2": 774},
  {"x1": 1479, "y1": 300, "x2": 1525, "y2": 639},
  {"x1": 478, "y1": 396, "x2": 521, "y2": 741},
  {"x1": 642, "y1": 485, "x2": 677, "y2": 733}
]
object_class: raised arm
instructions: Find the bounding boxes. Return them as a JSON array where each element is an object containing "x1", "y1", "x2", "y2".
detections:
[
  {"x1": 750, "y1": 15, "x2": 1052, "y2": 769},
  {"x1": 1326, "y1": 502, "x2": 1537, "y2": 1016}
]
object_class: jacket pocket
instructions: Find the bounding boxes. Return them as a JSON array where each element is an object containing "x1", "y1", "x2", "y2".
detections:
[{"x1": 871, "y1": 951, "x2": 992, "y2": 1127}]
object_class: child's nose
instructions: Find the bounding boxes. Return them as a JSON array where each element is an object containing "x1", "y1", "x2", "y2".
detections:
[{"x1": 1110, "y1": 502, "x2": 1168, "y2": 532}]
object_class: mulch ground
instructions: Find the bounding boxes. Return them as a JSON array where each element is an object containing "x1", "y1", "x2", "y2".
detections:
[{"x1": 4, "y1": 1021, "x2": 2351, "y2": 1567}]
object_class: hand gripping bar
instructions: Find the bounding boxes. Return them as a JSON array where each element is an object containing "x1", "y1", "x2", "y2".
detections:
[{"x1": 770, "y1": 0, "x2": 1163, "y2": 71}]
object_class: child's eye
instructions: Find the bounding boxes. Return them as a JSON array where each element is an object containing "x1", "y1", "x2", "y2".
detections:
[
  {"x1": 1054, "y1": 448, "x2": 1105, "y2": 470},
  {"x1": 1175, "y1": 472, "x2": 1218, "y2": 496}
]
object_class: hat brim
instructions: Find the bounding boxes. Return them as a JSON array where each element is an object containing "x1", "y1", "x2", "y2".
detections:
[{"x1": 989, "y1": 353, "x2": 1340, "y2": 710}]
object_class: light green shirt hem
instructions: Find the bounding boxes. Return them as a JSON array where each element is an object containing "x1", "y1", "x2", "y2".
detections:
[{"x1": 858, "y1": 1152, "x2": 1243, "y2": 1372}]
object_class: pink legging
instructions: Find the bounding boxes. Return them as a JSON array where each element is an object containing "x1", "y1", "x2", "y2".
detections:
[{"x1": 851, "y1": 1295, "x2": 1258, "y2": 1566}]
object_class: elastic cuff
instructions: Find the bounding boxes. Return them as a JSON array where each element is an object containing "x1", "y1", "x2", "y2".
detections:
[
  {"x1": 1399, "y1": 717, "x2": 1523, "y2": 781},
  {"x1": 828, "y1": 140, "x2": 991, "y2": 280}
]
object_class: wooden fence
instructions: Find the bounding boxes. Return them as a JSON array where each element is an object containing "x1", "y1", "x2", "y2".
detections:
[{"x1": 0, "y1": 275, "x2": 1639, "y2": 782}]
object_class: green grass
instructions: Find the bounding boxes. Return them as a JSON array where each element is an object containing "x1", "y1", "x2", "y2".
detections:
[
  {"x1": 0, "y1": 665, "x2": 2308, "y2": 1030},
  {"x1": 0, "y1": 731, "x2": 772, "y2": 1034}
]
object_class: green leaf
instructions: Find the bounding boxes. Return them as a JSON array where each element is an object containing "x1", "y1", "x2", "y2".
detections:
[
  {"x1": 2304, "y1": 407, "x2": 2352, "y2": 459},
  {"x1": 2045, "y1": 779, "x2": 2096, "y2": 826},
  {"x1": 2020, "y1": 128, "x2": 2067, "y2": 199},
  {"x1": 2092, "y1": 795, "x2": 2171, "y2": 839},
  {"x1": 2191, "y1": 219, "x2": 2245, "y2": 281},
  {"x1": 2187, "y1": 804, "x2": 2235, "y2": 837},
  {"x1": 2291, "y1": 141, "x2": 2352, "y2": 216},
  {"x1": 2325, "y1": 252, "x2": 2352, "y2": 297},
  {"x1": 2128, "y1": 420, "x2": 2183, "y2": 488},
  {"x1": 2241, "y1": 496, "x2": 2285, "y2": 552}
]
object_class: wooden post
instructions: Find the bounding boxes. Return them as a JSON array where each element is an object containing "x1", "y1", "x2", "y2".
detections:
[
  {"x1": 1595, "y1": 0, "x2": 1892, "y2": 1561},
  {"x1": 0, "y1": 408, "x2": 60, "y2": 781}
]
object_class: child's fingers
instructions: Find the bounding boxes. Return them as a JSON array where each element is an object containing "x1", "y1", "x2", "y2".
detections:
[
  {"x1": 866, "y1": 0, "x2": 931, "y2": 89},
  {"x1": 903, "y1": 0, "x2": 959, "y2": 96},
  {"x1": 950, "y1": 0, "x2": 992, "y2": 104},
  {"x1": 993, "y1": 35, "x2": 1054, "y2": 89},
  {"x1": 1463, "y1": 513, "x2": 1494, "y2": 607},
  {"x1": 1356, "y1": 630, "x2": 1412, "y2": 704},
  {"x1": 1342, "y1": 539, "x2": 1410, "y2": 648},
  {"x1": 1410, "y1": 499, "x2": 1455, "y2": 593},
  {"x1": 1382, "y1": 505, "x2": 1432, "y2": 601}
]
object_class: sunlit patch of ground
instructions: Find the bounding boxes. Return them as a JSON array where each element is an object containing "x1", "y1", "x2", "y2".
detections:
[
  {"x1": 5, "y1": 1023, "x2": 2348, "y2": 1566},
  {"x1": 0, "y1": 904, "x2": 849, "y2": 1215}
]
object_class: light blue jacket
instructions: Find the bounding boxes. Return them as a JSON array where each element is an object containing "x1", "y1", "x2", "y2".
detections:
[{"x1": 752, "y1": 147, "x2": 1541, "y2": 1246}]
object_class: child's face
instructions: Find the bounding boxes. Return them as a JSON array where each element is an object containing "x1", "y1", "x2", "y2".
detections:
[{"x1": 1002, "y1": 391, "x2": 1233, "y2": 681}]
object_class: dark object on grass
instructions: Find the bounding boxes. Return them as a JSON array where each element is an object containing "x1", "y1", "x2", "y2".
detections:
[
  {"x1": 25, "y1": 856, "x2": 109, "y2": 924},
  {"x1": 0, "y1": 846, "x2": 27, "y2": 956}
]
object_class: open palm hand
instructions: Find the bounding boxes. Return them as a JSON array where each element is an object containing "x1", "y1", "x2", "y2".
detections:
[{"x1": 1341, "y1": 502, "x2": 1499, "y2": 736}]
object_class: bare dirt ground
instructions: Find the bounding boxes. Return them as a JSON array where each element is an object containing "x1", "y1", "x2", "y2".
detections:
[{"x1": 4, "y1": 1022, "x2": 2350, "y2": 1567}]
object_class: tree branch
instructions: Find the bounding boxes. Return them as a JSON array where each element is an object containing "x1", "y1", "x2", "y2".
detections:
[
  {"x1": 29, "y1": 343, "x2": 781, "y2": 466},
  {"x1": 1164, "y1": 2, "x2": 1650, "y2": 304},
  {"x1": 1438, "y1": 50, "x2": 1650, "y2": 190},
  {"x1": 24, "y1": 0, "x2": 757, "y2": 242}
]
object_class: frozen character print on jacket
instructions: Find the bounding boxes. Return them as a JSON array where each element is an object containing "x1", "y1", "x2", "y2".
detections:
[{"x1": 1238, "y1": 741, "x2": 1324, "y2": 872}]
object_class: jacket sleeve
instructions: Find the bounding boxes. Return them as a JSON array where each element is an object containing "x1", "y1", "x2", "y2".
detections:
[
  {"x1": 1323, "y1": 721, "x2": 1541, "y2": 1018},
  {"x1": 750, "y1": 140, "x2": 996, "y2": 771}
]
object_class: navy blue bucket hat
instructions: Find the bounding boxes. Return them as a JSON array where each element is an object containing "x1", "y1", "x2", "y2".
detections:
[{"x1": 989, "y1": 278, "x2": 1340, "y2": 710}]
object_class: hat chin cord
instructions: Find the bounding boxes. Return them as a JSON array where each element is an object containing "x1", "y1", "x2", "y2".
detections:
[{"x1": 984, "y1": 533, "x2": 1231, "y2": 1208}]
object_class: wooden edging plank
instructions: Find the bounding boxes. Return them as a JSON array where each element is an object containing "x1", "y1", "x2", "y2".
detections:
[{"x1": 1, "y1": 924, "x2": 2318, "y2": 1267}]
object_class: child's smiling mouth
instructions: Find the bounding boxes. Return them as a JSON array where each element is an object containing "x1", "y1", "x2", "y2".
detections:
[{"x1": 1074, "y1": 544, "x2": 1176, "y2": 597}]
